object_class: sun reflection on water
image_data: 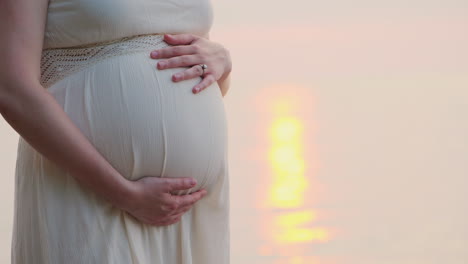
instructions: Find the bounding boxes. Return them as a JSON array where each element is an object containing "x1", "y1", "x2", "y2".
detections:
[
  {"x1": 274, "y1": 211, "x2": 329, "y2": 243},
  {"x1": 269, "y1": 117, "x2": 307, "y2": 208},
  {"x1": 258, "y1": 84, "x2": 331, "y2": 261}
]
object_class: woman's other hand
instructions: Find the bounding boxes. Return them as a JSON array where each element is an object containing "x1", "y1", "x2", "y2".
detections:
[
  {"x1": 122, "y1": 176, "x2": 207, "y2": 226},
  {"x1": 150, "y1": 33, "x2": 232, "y2": 94}
]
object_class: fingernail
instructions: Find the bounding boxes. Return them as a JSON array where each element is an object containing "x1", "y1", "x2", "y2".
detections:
[
  {"x1": 193, "y1": 87, "x2": 199, "y2": 93},
  {"x1": 174, "y1": 73, "x2": 182, "y2": 80},
  {"x1": 190, "y1": 179, "x2": 197, "y2": 185},
  {"x1": 151, "y1": 51, "x2": 158, "y2": 58},
  {"x1": 158, "y1": 61, "x2": 166, "y2": 68}
]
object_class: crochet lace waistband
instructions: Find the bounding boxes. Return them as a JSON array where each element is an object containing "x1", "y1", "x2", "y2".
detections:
[{"x1": 40, "y1": 34, "x2": 168, "y2": 89}]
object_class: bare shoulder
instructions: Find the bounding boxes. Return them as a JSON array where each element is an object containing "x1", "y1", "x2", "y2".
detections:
[{"x1": 0, "y1": 0, "x2": 50, "y2": 90}]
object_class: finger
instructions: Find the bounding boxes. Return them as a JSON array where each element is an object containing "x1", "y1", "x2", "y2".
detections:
[
  {"x1": 167, "y1": 203, "x2": 193, "y2": 217},
  {"x1": 155, "y1": 215, "x2": 182, "y2": 226},
  {"x1": 163, "y1": 177, "x2": 197, "y2": 193},
  {"x1": 163, "y1": 33, "x2": 198, "y2": 45},
  {"x1": 172, "y1": 64, "x2": 204, "y2": 82},
  {"x1": 164, "y1": 213, "x2": 184, "y2": 224},
  {"x1": 160, "y1": 202, "x2": 177, "y2": 212},
  {"x1": 170, "y1": 211, "x2": 187, "y2": 221},
  {"x1": 193, "y1": 74, "x2": 216, "y2": 94},
  {"x1": 171, "y1": 189, "x2": 207, "y2": 208},
  {"x1": 150, "y1": 45, "x2": 198, "y2": 59},
  {"x1": 157, "y1": 55, "x2": 200, "y2": 70}
]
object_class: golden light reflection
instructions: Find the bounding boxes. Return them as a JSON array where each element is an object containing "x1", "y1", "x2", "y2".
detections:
[
  {"x1": 267, "y1": 89, "x2": 330, "y2": 246},
  {"x1": 269, "y1": 117, "x2": 307, "y2": 208},
  {"x1": 274, "y1": 211, "x2": 329, "y2": 243}
]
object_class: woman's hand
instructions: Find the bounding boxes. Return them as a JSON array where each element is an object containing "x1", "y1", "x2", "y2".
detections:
[
  {"x1": 122, "y1": 176, "x2": 207, "y2": 226},
  {"x1": 150, "y1": 33, "x2": 232, "y2": 94}
]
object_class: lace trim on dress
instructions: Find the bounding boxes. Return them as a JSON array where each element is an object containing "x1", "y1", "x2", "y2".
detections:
[{"x1": 40, "y1": 34, "x2": 169, "y2": 89}]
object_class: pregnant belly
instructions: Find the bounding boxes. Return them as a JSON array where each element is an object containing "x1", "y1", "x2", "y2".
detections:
[{"x1": 47, "y1": 49, "x2": 228, "y2": 194}]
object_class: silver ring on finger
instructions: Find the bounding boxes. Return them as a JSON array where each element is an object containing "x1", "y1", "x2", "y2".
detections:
[{"x1": 199, "y1": 63, "x2": 208, "y2": 77}]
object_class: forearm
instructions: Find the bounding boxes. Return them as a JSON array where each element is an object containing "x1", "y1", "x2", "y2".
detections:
[
  {"x1": 0, "y1": 81, "x2": 132, "y2": 209},
  {"x1": 218, "y1": 69, "x2": 231, "y2": 97}
]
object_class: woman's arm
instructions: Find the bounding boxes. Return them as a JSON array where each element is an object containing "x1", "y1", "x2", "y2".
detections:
[
  {"x1": 217, "y1": 68, "x2": 231, "y2": 97},
  {"x1": 205, "y1": 33, "x2": 232, "y2": 97},
  {"x1": 0, "y1": 0, "x2": 206, "y2": 226},
  {"x1": 0, "y1": 0, "x2": 133, "y2": 209}
]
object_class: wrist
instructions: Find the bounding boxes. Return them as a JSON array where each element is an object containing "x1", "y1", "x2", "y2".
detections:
[
  {"x1": 218, "y1": 72, "x2": 231, "y2": 97},
  {"x1": 219, "y1": 69, "x2": 231, "y2": 84},
  {"x1": 222, "y1": 48, "x2": 232, "y2": 80},
  {"x1": 105, "y1": 174, "x2": 138, "y2": 212}
]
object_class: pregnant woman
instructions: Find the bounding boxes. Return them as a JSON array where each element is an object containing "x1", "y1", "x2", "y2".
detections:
[{"x1": 0, "y1": 0, "x2": 231, "y2": 263}]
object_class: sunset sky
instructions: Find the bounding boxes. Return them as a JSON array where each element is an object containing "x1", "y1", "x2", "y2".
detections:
[{"x1": 1, "y1": 0, "x2": 467, "y2": 263}]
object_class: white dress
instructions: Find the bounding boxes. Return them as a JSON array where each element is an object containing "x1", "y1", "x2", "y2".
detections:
[{"x1": 11, "y1": 0, "x2": 229, "y2": 263}]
